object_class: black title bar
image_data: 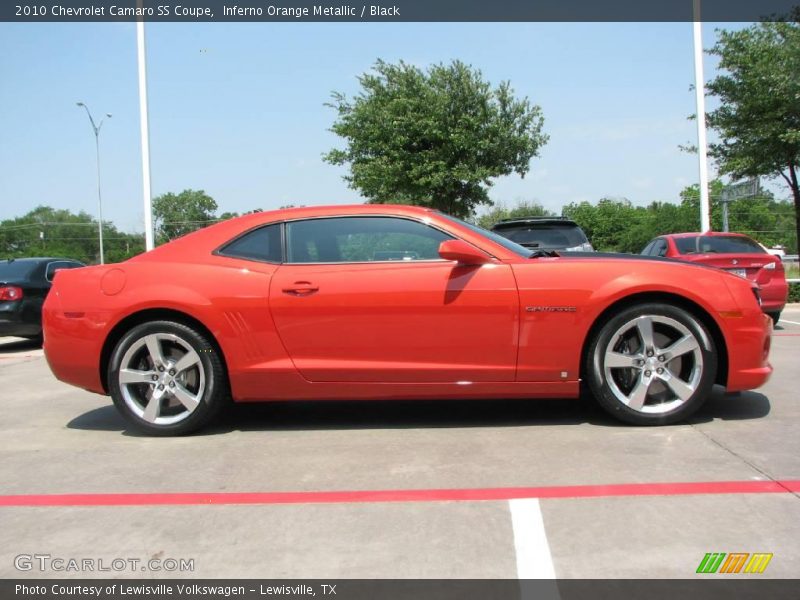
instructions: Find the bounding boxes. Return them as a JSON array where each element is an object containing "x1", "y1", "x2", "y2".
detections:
[{"x1": 3, "y1": 0, "x2": 800, "y2": 23}]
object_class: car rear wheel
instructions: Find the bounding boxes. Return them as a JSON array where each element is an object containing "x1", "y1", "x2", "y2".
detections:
[
  {"x1": 586, "y1": 303, "x2": 717, "y2": 425},
  {"x1": 108, "y1": 321, "x2": 228, "y2": 436},
  {"x1": 767, "y1": 312, "x2": 781, "y2": 327}
]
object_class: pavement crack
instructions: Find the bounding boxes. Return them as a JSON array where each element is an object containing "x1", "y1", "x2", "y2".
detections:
[{"x1": 689, "y1": 423, "x2": 800, "y2": 501}]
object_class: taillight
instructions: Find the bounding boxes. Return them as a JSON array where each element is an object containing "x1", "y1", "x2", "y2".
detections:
[{"x1": 0, "y1": 286, "x2": 24, "y2": 301}]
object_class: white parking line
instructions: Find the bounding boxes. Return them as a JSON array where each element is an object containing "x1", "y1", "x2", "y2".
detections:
[
  {"x1": 779, "y1": 318, "x2": 800, "y2": 326},
  {"x1": 509, "y1": 498, "x2": 556, "y2": 579}
]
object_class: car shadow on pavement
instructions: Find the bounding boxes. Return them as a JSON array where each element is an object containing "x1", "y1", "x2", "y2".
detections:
[
  {"x1": 0, "y1": 337, "x2": 42, "y2": 353},
  {"x1": 67, "y1": 386, "x2": 771, "y2": 437}
]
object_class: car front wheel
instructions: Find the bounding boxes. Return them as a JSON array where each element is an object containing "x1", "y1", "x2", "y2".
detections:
[
  {"x1": 108, "y1": 320, "x2": 228, "y2": 436},
  {"x1": 586, "y1": 303, "x2": 717, "y2": 425}
]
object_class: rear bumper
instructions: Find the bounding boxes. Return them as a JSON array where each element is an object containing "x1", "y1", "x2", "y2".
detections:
[
  {"x1": 760, "y1": 279, "x2": 788, "y2": 313},
  {"x1": 42, "y1": 294, "x2": 106, "y2": 395},
  {"x1": 0, "y1": 300, "x2": 42, "y2": 337},
  {"x1": 724, "y1": 311, "x2": 773, "y2": 392}
]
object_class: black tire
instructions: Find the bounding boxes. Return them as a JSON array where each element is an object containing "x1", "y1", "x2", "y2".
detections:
[
  {"x1": 108, "y1": 320, "x2": 228, "y2": 436},
  {"x1": 585, "y1": 303, "x2": 717, "y2": 425},
  {"x1": 768, "y1": 312, "x2": 781, "y2": 327}
]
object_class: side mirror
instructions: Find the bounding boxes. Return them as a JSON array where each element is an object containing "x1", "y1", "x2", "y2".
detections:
[{"x1": 438, "y1": 239, "x2": 491, "y2": 265}]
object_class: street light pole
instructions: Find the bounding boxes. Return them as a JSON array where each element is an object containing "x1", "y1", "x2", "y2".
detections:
[
  {"x1": 77, "y1": 102, "x2": 112, "y2": 264},
  {"x1": 693, "y1": 0, "x2": 711, "y2": 232}
]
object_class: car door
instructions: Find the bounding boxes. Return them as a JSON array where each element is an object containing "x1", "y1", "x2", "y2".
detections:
[{"x1": 269, "y1": 216, "x2": 519, "y2": 383}]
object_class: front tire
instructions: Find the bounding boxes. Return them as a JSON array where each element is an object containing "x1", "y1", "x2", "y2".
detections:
[
  {"x1": 586, "y1": 303, "x2": 717, "y2": 425},
  {"x1": 108, "y1": 320, "x2": 228, "y2": 436}
]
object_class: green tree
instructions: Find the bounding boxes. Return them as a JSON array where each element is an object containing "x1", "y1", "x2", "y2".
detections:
[
  {"x1": 152, "y1": 189, "x2": 218, "y2": 243},
  {"x1": 475, "y1": 200, "x2": 554, "y2": 230},
  {"x1": 324, "y1": 59, "x2": 548, "y2": 219},
  {"x1": 0, "y1": 206, "x2": 145, "y2": 264},
  {"x1": 705, "y1": 22, "x2": 800, "y2": 252}
]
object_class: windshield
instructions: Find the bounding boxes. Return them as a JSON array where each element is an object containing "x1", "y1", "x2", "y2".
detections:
[
  {"x1": 437, "y1": 213, "x2": 534, "y2": 258},
  {"x1": 498, "y1": 224, "x2": 588, "y2": 248},
  {"x1": 0, "y1": 260, "x2": 37, "y2": 281},
  {"x1": 674, "y1": 235, "x2": 765, "y2": 255}
]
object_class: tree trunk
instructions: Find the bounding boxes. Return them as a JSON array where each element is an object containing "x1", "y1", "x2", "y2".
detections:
[{"x1": 789, "y1": 162, "x2": 800, "y2": 255}]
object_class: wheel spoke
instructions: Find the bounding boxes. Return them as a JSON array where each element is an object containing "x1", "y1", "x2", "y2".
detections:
[
  {"x1": 174, "y1": 349, "x2": 201, "y2": 374},
  {"x1": 626, "y1": 375, "x2": 652, "y2": 411},
  {"x1": 605, "y1": 351, "x2": 642, "y2": 369},
  {"x1": 661, "y1": 371, "x2": 695, "y2": 401},
  {"x1": 636, "y1": 317, "x2": 655, "y2": 351},
  {"x1": 172, "y1": 384, "x2": 200, "y2": 412},
  {"x1": 119, "y1": 368, "x2": 156, "y2": 385},
  {"x1": 661, "y1": 335, "x2": 699, "y2": 361},
  {"x1": 142, "y1": 393, "x2": 162, "y2": 423},
  {"x1": 144, "y1": 334, "x2": 166, "y2": 367}
]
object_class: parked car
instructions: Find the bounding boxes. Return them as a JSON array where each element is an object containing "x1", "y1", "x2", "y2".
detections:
[
  {"x1": 0, "y1": 257, "x2": 85, "y2": 342},
  {"x1": 43, "y1": 205, "x2": 771, "y2": 435},
  {"x1": 641, "y1": 232, "x2": 788, "y2": 325},
  {"x1": 491, "y1": 216, "x2": 594, "y2": 253}
]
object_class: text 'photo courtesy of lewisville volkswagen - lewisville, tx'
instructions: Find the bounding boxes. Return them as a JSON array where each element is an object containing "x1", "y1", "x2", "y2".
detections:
[{"x1": 1, "y1": 1, "x2": 799, "y2": 599}]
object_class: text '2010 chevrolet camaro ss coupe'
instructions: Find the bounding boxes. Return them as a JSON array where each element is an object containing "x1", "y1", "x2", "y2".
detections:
[{"x1": 43, "y1": 205, "x2": 772, "y2": 435}]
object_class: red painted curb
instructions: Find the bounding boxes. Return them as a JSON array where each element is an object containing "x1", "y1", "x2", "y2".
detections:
[{"x1": 1, "y1": 480, "x2": 798, "y2": 507}]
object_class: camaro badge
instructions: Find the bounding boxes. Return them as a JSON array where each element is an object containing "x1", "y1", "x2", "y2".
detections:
[{"x1": 526, "y1": 306, "x2": 577, "y2": 313}]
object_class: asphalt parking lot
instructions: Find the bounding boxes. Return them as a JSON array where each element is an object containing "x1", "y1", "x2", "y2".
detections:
[{"x1": 1, "y1": 307, "x2": 799, "y2": 580}]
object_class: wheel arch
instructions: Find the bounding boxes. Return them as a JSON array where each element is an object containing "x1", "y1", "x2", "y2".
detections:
[
  {"x1": 580, "y1": 292, "x2": 729, "y2": 387},
  {"x1": 100, "y1": 308, "x2": 229, "y2": 394}
]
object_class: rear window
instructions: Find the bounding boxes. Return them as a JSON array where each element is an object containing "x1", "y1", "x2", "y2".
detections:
[
  {"x1": 497, "y1": 224, "x2": 588, "y2": 248},
  {"x1": 674, "y1": 235, "x2": 765, "y2": 255},
  {"x1": 0, "y1": 260, "x2": 37, "y2": 280}
]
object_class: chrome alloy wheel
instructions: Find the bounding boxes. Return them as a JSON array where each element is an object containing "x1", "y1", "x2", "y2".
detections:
[
  {"x1": 117, "y1": 333, "x2": 205, "y2": 425},
  {"x1": 602, "y1": 315, "x2": 704, "y2": 414}
]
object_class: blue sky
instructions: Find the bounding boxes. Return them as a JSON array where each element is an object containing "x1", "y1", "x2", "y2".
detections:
[{"x1": 0, "y1": 21, "x2": 767, "y2": 233}]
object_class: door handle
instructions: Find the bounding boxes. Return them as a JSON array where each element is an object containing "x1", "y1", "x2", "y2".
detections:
[{"x1": 282, "y1": 282, "x2": 319, "y2": 296}]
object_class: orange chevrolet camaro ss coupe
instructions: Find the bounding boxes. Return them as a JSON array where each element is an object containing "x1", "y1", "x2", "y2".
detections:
[{"x1": 43, "y1": 205, "x2": 772, "y2": 435}]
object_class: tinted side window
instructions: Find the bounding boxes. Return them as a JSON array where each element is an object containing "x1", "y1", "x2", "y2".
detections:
[
  {"x1": 653, "y1": 240, "x2": 668, "y2": 257},
  {"x1": 286, "y1": 217, "x2": 452, "y2": 263},
  {"x1": 642, "y1": 241, "x2": 655, "y2": 256},
  {"x1": 219, "y1": 223, "x2": 282, "y2": 263}
]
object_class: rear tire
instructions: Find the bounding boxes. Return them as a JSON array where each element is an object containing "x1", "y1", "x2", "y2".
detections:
[
  {"x1": 108, "y1": 320, "x2": 228, "y2": 436},
  {"x1": 767, "y1": 312, "x2": 781, "y2": 327},
  {"x1": 586, "y1": 303, "x2": 717, "y2": 425}
]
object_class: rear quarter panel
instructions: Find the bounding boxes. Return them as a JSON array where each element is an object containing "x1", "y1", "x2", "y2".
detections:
[{"x1": 45, "y1": 256, "x2": 287, "y2": 397}]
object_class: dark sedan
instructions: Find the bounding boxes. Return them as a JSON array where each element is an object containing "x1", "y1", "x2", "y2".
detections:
[{"x1": 0, "y1": 257, "x2": 84, "y2": 341}]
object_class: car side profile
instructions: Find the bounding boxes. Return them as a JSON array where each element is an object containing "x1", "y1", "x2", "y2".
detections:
[
  {"x1": 43, "y1": 205, "x2": 772, "y2": 435},
  {"x1": 0, "y1": 257, "x2": 85, "y2": 341},
  {"x1": 641, "y1": 232, "x2": 788, "y2": 325}
]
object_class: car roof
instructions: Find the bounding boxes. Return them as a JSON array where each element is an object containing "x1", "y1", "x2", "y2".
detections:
[
  {"x1": 493, "y1": 217, "x2": 577, "y2": 227},
  {"x1": 132, "y1": 203, "x2": 531, "y2": 263},
  {"x1": 661, "y1": 232, "x2": 750, "y2": 239},
  {"x1": 2, "y1": 257, "x2": 82, "y2": 264}
]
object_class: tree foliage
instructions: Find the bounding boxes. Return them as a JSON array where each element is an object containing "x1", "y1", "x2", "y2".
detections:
[
  {"x1": 325, "y1": 59, "x2": 548, "y2": 219},
  {"x1": 562, "y1": 182, "x2": 797, "y2": 254},
  {"x1": 474, "y1": 200, "x2": 555, "y2": 230},
  {"x1": 0, "y1": 206, "x2": 145, "y2": 264},
  {"x1": 152, "y1": 189, "x2": 218, "y2": 244},
  {"x1": 705, "y1": 21, "x2": 800, "y2": 250}
]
